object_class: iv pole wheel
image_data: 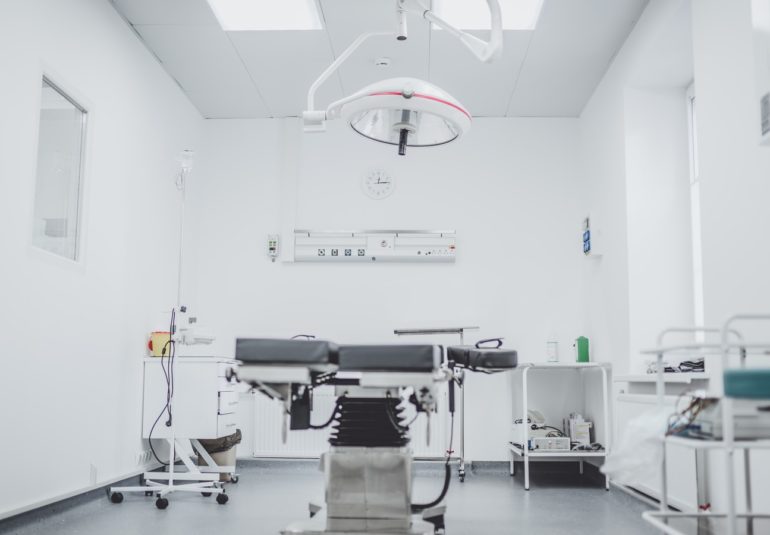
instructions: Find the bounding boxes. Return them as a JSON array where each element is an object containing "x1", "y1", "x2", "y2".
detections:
[
  {"x1": 201, "y1": 492, "x2": 212, "y2": 497},
  {"x1": 216, "y1": 492, "x2": 229, "y2": 505},
  {"x1": 230, "y1": 474, "x2": 239, "y2": 483},
  {"x1": 155, "y1": 497, "x2": 169, "y2": 509},
  {"x1": 109, "y1": 492, "x2": 123, "y2": 504}
]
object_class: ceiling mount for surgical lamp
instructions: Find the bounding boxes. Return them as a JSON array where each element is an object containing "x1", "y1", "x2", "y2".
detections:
[{"x1": 302, "y1": 0, "x2": 503, "y2": 156}]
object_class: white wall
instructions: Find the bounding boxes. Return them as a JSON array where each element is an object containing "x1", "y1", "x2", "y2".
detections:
[
  {"x1": 0, "y1": 0, "x2": 202, "y2": 519},
  {"x1": 690, "y1": 0, "x2": 770, "y2": 513},
  {"x1": 188, "y1": 117, "x2": 587, "y2": 461},
  {"x1": 579, "y1": 0, "x2": 695, "y2": 373}
]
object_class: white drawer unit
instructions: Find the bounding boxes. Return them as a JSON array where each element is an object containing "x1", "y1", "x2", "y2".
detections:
[
  {"x1": 142, "y1": 357, "x2": 240, "y2": 440},
  {"x1": 218, "y1": 391, "x2": 239, "y2": 415},
  {"x1": 217, "y1": 413, "x2": 239, "y2": 437}
]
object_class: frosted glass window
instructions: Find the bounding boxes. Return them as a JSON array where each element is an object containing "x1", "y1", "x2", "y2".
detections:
[{"x1": 32, "y1": 78, "x2": 87, "y2": 260}]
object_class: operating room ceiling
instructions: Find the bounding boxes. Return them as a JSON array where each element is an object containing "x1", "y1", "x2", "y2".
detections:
[{"x1": 110, "y1": 0, "x2": 649, "y2": 119}]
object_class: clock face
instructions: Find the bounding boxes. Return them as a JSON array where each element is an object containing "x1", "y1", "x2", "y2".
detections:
[{"x1": 362, "y1": 170, "x2": 395, "y2": 200}]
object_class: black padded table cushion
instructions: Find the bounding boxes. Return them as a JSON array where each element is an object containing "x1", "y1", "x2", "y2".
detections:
[
  {"x1": 235, "y1": 338, "x2": 339, "y2": 365},
  {"x1": 338, "y1": 345, "x2": 438, "y2": 372},
  {"x1": 447, "y1": 345, "x2": 518, "y2": 370}
]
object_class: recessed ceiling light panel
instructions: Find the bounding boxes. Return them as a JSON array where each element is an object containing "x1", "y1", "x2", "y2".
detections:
[
  {"x1": 206, "y1": 0, "x2": 323, "y2": 31},
  {"x1": 433, "y1": 0, "x2": 544, "y2": 30}
]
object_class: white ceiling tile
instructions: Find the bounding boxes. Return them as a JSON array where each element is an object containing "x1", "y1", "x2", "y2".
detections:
[
  {"x1": 229, "y1": 31, "x2": 343, "y2": 117},
  {"x1": 507, "y1": 0, "x2": 650, "y2": 117},
  {"x1": 320, "y1": 0, "x2": 430, "y2": 95},
  {"x1": 186, "y1": 87, "x2": 269, "y2": 118},
  {"x1": 134, "y1": 25, "x2": 269, "y2": 116},
  {"x1": 111, "y1": 0, "x2": 653, "y2": 118},
  {"x1": 111, "y1": 0, "x2": 219, "y2": 26},
  {"x1": 430, "y1": 30, "x2": 532, "y2": 117}
]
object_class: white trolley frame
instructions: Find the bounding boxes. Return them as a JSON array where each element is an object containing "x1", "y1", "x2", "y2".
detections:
[
  {"x1": 507, "y1": 362, "x2": 612, "y2": 491},
  {"x1": 641, "y1": 317, "x2": 770, "y2": 535},
  {"x1": 108, "y1": 411, "x2": 236, "y2": 506}
]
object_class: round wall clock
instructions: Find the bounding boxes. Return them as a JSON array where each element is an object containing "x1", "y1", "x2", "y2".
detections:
[{"x1": 362, "y1": 170, "x2": 395, "y2": 200}]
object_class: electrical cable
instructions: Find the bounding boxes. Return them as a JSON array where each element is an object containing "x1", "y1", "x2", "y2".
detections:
[
  {"x1": 148, "y1": 309, "x2": 177, "y2": 466},
  {"x1": 308, "y1": 396, "x2": 344, "y2": 430},
  {"x1": 385, "y1": 392, "x2": 409, "y2": 431},
  {"x1": 411, "y1": 413, "x2": 454, "y2": 513}
]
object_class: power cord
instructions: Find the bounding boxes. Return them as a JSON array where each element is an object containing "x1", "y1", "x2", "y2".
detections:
[
  {"x1": 148, "y1": 309, "x2": 177, "y2": 466},
  {"x1": 411, "y1": 412, "x2": 454, "y2": 513}
]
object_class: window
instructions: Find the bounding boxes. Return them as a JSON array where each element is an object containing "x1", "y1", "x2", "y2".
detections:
[
  {"x1": 32, "y1": 78, "x2": 87, "y2": 260},
  {"x1": 687, "y1": 84, "x2": 705, "y2": 331}
]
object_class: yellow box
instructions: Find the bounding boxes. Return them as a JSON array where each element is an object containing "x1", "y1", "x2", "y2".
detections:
[{"x1": 148, "y1": 331, "x2": 171, "y2": 357}]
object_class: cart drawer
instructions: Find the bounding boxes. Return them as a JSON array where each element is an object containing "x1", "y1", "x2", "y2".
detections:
[
  {"x1": 217, "y1": 413, "x2": 238, "y2": 437},
  {"x1": 218, "y1": 391, "x2": 239, "y2": 415}
]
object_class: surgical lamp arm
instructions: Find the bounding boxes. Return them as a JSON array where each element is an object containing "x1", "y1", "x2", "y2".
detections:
[
  {"x1": 304, "y1": 31, "x2": 391, "y2": 130},
  {"x1": 303, "y1": 0, "x2": 502, "y2": 130},
  {"x1": 402, "y1": 0, "x2": 503, "y2": 63}
]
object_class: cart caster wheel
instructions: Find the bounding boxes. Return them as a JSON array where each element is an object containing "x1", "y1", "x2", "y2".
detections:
[
  {"x1": 230, "y1": 475, "x2": 239, "y2": 484},
  {"x1": 110, "y1": 492, "x2": 124, "y2": 504},
  {"x1": 216, "y1": 493, "x2": 229, "y2": 505},
  {"x1": 201, "y1": 492, "x2": 212, "y2": 497},
  {"x1": 155, "y1": 497, "x2": 169, "y2": 510},
  {"x1": 144, "y1": 491, "x2": 153, "y2": 497},
  {"x1": 459, "y1": 472, "x2": 465, "y2": 483}
]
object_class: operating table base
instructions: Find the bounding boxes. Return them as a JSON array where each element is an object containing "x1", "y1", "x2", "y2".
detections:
[{"x1": 281, "y1": 513, "x2": 437, "y2": 535}]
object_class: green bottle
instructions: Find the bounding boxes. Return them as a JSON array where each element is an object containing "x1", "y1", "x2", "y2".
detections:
[{"x1": 575, "y1": 336, "x2": 589, "y2": 363}]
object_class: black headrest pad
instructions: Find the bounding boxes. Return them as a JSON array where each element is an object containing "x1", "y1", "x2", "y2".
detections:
[
  {"x1": 338, "y1": 345, "x2": 439, "y2": 372},
  {"x1": 447, "y1": 346, "x2": 518, "y2": 370},
  {"x1": 235, "y1": 338, "x2": 339, "y2": 365}
]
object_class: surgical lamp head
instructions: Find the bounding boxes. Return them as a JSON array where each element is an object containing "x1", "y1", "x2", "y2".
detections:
[{"x1": 331, "y1": 78, "x2": 471, "y2": 156}]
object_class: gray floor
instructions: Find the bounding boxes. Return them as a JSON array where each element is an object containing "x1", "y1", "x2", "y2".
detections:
[{"x1": 1, "y1": 461, "x2": 657, "y2": 535}]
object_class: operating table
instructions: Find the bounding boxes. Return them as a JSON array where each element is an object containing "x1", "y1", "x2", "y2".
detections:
[{"x1": 230, "y1": 338, "x2": 517, "y2": 535}]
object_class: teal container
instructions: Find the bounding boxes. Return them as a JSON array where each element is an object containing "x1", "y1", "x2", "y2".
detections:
[
  {"x1": 575, "y1": 336, "x2": 589, "y2": 363},
  {"x1": 724, "y1": 369, "x2": 770, "y2": 399}
]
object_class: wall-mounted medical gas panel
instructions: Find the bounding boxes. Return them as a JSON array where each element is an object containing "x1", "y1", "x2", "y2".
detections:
[{"x1": 294, "y1": 230, "x2": 456, "y2": 263}]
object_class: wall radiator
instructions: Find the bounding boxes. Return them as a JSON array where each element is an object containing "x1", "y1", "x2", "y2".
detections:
[{"x1": 252, "y1": 386, "x2": 451, "y2": 459}]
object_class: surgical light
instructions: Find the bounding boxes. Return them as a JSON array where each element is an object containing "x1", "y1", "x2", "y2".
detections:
[{"x1": 302, "y1": 0, "x2": 503, "y2": 156}]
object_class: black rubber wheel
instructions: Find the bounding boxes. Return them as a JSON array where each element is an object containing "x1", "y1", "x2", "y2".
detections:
[
  {"x1": 459, "y1": 472, "x2": 465, "y2": 483},
  {"x1": 110, "y1": 492, "x2": 123, "y2": 504},
  {"x1": 230, "y1": 475, "x2": 239, "y2": 484},
  {"x1": 216, "y1": 493, "x2": 229, "y2": 505},
  {"x1": 155, "y1": 497, "x2": 169, "y2": 510},
  {"x1": 201, "y1": 492, "x2": 212, "y2": 497}
]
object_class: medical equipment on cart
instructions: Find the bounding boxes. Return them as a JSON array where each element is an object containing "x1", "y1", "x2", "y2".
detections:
[
  {"x1": 108, "y1": 308, "x2": 232, "y2": 510},
  {"x1": 638, "y1": 320, "x2": 770, "y2": 535},
  {"x1": 230, "y1": 337, "x2": 517, "y2": 535}
]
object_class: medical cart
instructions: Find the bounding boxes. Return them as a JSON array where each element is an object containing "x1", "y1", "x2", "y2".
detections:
[
  {"x1": 508, "y1": 362, "x2": 612, "y2": 490},
  {"x1": 641, "y1": 318, "x2": 770, "y2": 535}
]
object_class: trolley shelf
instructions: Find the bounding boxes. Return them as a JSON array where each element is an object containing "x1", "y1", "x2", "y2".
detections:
[
  {"x1": 508, "y1": 443, "x2": 607, "y2": 458},
  {"x1": 665, "y1": 435, "x2": 770, "y2": 450},
  {"x1": 613, "y1": 373, "x2": 710, "y2": 384}
]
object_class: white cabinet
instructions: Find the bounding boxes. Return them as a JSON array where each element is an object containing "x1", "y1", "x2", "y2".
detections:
[{"x1": 142, "y1": 357, "x2": 238, "y2": 440}]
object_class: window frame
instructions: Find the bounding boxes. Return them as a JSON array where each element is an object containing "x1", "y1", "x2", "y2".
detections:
[
  {"x1": 686, "y1": 82, "x2": 705, "y2": 333},
  {"x1": 31, "y1": 74, "x2": 89, "y2": 263}
]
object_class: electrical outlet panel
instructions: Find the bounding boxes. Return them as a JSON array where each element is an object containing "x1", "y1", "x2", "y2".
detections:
[{"x1": 294, "y1": 230, "x2": 456, "y2": 263}]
